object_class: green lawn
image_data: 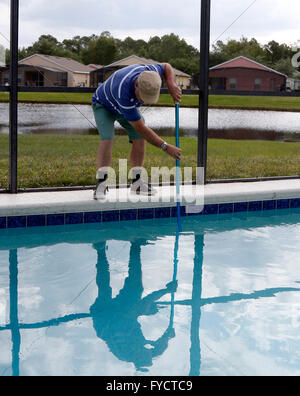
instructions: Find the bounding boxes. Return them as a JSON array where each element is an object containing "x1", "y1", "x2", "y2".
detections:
[
  {"x1": 0, "y1": 92, "x2": 300, "y2": 111},
  {"x1": 0, "y1": 135, "x2": 299, "y2": 189}
]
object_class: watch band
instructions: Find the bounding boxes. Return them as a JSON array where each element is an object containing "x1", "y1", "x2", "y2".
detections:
[{"x1": 160, "y1": 142, "x2": 168, "y2": 151}]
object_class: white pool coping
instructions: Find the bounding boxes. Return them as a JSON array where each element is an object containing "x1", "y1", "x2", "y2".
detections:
[{"x1": 0, "y1": 179, "x2": 299, "y2": 217}]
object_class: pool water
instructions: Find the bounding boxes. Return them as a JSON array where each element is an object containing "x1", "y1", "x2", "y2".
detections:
[{"x1": 0, "y1": 208, "x2": 300, "y2": 376}]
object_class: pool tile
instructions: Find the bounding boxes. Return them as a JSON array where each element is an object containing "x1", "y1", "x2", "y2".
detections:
[
  {"x1": 202, "y1": 204, "x2": 218, "y2": 215},
  {"x1": 102, "y1": 210, "x2": 120, "y2": 222},
  {"x1": 47, "y1": 214, "x2": 65, "y2": 226},
  {"x1": 276, "y1": 199, "x2": 290, "y2": 209},
  {"x1": 171, "y1": 206, "x2": 186, "y2": 217},
  {"x1": 290, "y1": 198, "x2": 300, "y2": 208},
  {"x1": 120, "y1": 209, "x2": 137, "y2": 221},
  {"x1": 154, "y1": 207, "x2": 171, "y2": 218},
  {"x1": 248, "y1": 201, "x2": 263, "y2": 211},
  {"x1": 0, "y1": 217, "x2": 7, "y2": 229},
  {"x1": 219, "y1": 203, "x2": 234, "y2": 214},
  {"x1": 234, "y1": 202, "x2": 248, "y2": 212},
  {"x1": 263, "y1": 200, "x2": 276, "y2": 211},
  {"x1": 84, "y1": 211, "x2": 102, "y2": 223},
  {"x1": 65, "y1": 212, "x2": 84, "y2": 225},
  {"x1": 7, "y1": 216, "x2": 27, "y2": 228},
  {"x1": 138, "y1": 208, "x2": 154, "y2": 220},
  {"x1": 27, "y1": 215, "x2": 46, "y2": 227}
]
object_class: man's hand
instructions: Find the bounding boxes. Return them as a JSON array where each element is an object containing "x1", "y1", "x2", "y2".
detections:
[
  {"x1": 168, "y1": 83, "x2": 182, "y2": 104},
  {"x1": 166, "y1": 144, "x2": 182, "y2": 160},
  {"x1": 162, "y1": 63, "x2": 182, "y2": 103}
]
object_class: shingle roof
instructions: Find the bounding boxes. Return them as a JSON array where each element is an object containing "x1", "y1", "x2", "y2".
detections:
[
  {"x1": 19, "y1": 54, "x2": 93, "y2": 73},
  {"x1": 210, "y1": 56, "x2": 286, "y2": 77},
  {"x1": 106, "y1": 55, "x2": 191, "y2": 77}
]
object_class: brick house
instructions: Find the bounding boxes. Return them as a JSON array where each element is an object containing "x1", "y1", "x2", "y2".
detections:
[{"x1": 208, "y1": 56, "x2": 287, "y2": 92}]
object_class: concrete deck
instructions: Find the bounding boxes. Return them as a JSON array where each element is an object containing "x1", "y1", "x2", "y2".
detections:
[{"x1": 0, "y1": 179, "x2": 299, "y2": 217}]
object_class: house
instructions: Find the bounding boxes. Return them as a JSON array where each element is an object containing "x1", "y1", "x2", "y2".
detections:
[
  {"x1": 193, "y1": 56, "x2": 287, "y2": 92},
  {"x1": 90, "y1": 55, "x2": 191, "y2": 89},
  {"x1": 286, "y1": 74, "x2": 300, "y2": 91},
  {"x1": 0, "y1": 64, "x2": 68, "y2": 87},
  {"x1": 0, "y1": 54, "x2": 94, "y2": 87}
]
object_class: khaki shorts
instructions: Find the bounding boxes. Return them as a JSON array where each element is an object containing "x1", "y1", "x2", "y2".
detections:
[{"x1": 92, "y1": 103, "x2": 143, "y2": 142}]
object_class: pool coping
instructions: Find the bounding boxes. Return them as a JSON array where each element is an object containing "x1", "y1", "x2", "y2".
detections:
[{"x1": 0, "y1": 179, "x2": 300, "y2": 228}]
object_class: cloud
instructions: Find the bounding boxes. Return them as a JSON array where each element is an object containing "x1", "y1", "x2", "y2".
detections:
[{"x1": 1, "y1": 0, "x2": 299, "y2": 49}]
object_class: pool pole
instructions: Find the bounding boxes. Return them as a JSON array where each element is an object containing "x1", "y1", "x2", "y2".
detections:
[{"x1": 175, "y1": 102, "x2": 182, "y2": 233}]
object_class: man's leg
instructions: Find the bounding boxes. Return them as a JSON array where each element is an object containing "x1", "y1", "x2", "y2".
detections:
[
  {"x1": 92, "y1": 103, "x2": 115, "y2": 199},
  {"x1": 130, "y1": 138, "x2": 146, "y2": 168},
  {"x1": 97, "y1": 140, "x2": 114, "y2": 169},
  {"x1": 117, "y1": 117, "x2": 156, "y2": 196}
]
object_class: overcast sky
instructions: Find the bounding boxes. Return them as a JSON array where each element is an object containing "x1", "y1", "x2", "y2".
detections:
[{"x1": 0, "y1": 0, "x2": 299, "y2": 50}]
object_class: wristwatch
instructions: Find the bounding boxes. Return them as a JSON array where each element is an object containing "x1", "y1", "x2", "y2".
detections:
[{"x1": 160, "y1": 141, "x2": 168, "y2": 151}]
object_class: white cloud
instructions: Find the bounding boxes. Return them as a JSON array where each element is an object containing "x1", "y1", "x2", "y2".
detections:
[{"x1": 0, "y1": 0, "x2": 299, "y2": 49}]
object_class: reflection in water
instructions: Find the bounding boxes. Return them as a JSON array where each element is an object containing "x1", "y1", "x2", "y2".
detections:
[
  {"x1": 1, "y1": 103, "x2": 300, "y2": 140},
  {"x1": 1, "y1": 218, "x2": 300, "y2": 376},
  {"x1": 90, "y1": 240, "x2": 177, "y2": 372}
]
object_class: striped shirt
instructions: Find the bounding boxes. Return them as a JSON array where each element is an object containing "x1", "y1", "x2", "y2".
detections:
[{"x1": 92, "y1": 63, "x2": 165, "y2": 121}]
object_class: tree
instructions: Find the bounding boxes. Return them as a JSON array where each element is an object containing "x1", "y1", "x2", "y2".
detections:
[
  {"x1": 81, "y1": 34, "x2": 118, "y2": 65},
  {"x1": 27, "y1": 34, "x2": 60, "y2": 55},
  {"x1": 211, "y1": 37, "x2": 266, "y2": 65},
  {"x1": 264, "y1": 40, "x2": 293, "y2": 66},
  {"x1": 273, "y1": 58, "x2": 295, "y2": 77}
]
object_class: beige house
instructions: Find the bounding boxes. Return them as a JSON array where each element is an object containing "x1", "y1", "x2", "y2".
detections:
[
  {"x1": 91, "y1": 55, "x2": 191, "y2": 89},
  {"x1": 18, "y1": 54, "x2": 94, "y2": 87}
]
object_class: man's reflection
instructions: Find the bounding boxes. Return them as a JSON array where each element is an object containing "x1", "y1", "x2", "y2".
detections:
[{"x1": 90, "y1": 239, "x2": 177, "y2": 372}]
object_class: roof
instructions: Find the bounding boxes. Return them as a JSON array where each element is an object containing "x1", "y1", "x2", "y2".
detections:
[
  {"x1": 88, "y1": 64, "x2": 103, "y2": 70},
  {"x1": 210, "y1": 56, "x2": 287, "y2": 77},
  {"x1": 19, "y1": 64, "x2": 66, "y2": 73},
  {"x1": 106, "y1": 55, "x2": 191, "y2": 77},
  {"x1": 19, "y1": 54, "x2": 93, "y2": 74}
]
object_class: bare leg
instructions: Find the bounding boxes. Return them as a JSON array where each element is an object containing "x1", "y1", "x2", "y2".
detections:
[
  {"x1": 97, "y1": 140, "x2": 114, "y2": 169},
  {"x1": 130, "y1": 138, "x2": 146, "y2": 168}
]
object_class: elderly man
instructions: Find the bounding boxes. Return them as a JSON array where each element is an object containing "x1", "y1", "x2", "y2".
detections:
[{"x1": 92, "y1": 62, "x2": 182, "y2": 199}]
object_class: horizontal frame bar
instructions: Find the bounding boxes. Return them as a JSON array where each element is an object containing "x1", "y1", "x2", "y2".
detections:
[{"x1": 1, "y1": 85, "x2": 300, "y2": 97}]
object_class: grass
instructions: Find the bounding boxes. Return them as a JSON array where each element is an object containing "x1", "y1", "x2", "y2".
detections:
[
  {"x1": 0, "y1": 92, "x2": 300, "y2": 111},
  {"x1": 0, "y1": 134, "x2": 299, "y2": 189}
]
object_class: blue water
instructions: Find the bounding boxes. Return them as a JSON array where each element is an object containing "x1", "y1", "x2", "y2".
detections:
[{"x1": 0, "y1": 209, "x2": 300, "y2": 376}]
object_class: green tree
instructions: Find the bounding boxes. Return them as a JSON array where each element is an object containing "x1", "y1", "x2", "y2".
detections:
[
  {"x1": 273, "y1": 58, "x2": 295, "y2": 77},
  {"x1": 81, "y1": 33, "x2": 118, "y2": 65},
  {"x1": 27, "y1": 34, "x2": 60, "y2": 55},
  {"x1": 211, "y1": 37, "x2": 266, "y2": 65},
  {"x1": 263, "y1": 40, "x2": 293, "y2": 66}
]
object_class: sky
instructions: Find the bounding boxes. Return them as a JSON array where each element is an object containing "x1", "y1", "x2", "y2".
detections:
[{"x1": 0, "y1": 0, "x2": 300, "y2": 52}]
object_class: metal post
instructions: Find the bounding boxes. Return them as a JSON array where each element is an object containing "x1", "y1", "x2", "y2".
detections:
[
  {"x1": 9, "y1": 0, "x2": 19, "y2": 193},
  {"x1": 198, "y1": 0, "x2": 211, "y2": 183}
]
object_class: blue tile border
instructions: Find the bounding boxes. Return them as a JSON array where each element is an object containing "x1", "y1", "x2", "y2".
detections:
[
  {"x1": 47, "y1": 214, "x2": 65, "y2": 226},
  {"x1": 27, "y1": 214, "x2": 46, "y2": 227},
  {"x1": 0, "y1": 197, "x2": 299, "y2": 229},
  {"x1": 0, "y1": 217, "x2": 6, "y2": 229}
]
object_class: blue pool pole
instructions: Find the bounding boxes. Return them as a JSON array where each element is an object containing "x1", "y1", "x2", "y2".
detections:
[{"x1": 175, "y1": 102, "x2": 182, "y2": 233}]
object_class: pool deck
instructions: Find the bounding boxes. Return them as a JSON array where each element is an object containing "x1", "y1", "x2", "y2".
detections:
[{"x1": 0, "y1": 179, "x2": 300, "y2": 217}]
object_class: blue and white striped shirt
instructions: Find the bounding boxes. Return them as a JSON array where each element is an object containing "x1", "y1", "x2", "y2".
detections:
[{"x1": 92, "y1": 63, "x2": 165, "y2": 122}]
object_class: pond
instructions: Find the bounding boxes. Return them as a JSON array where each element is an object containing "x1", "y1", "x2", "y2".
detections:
[{"x1": 0, "y1": 103, "x2": 300, "y2": 141}]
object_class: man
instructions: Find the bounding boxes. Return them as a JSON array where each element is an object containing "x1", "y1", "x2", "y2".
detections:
[{"x1": 92, "y1": 62, "x2": 182, "y2": 199}]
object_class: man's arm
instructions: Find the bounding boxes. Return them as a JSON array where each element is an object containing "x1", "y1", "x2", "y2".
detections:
[
  {"x1": 161, "y1": 63, "x2": 182, "y2": 103},
  {"x1": 129, "y1": 119, "x2": 181, "y2": 161}
]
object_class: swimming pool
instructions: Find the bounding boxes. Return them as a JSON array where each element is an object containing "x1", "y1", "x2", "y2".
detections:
[{"x1": 0, "y1": 208, "x2": 300, "y2": 376}]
